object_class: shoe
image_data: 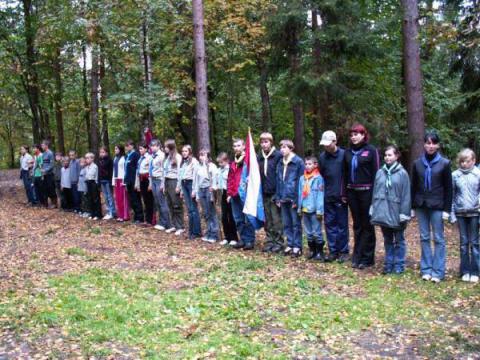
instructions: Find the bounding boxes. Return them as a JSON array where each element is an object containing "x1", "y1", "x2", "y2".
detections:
[
  {"x1": 284, "y1": 247, "x2": 293, "y2": 256},
  {"x1": 219, "y1": 240, "x2": 229, "y2": 246},
  {"x1": 88, "y1": 216, "x2": 93, "y2": 220},
  {"x1": 232, "y1": 241, "x2": 245, "y2": 249},
  {"x1": 165, "y1": 227, "x2": 176, "y2": 234},
  {"x1": 470, "y1": 275, "x2": 479, "y2": 283},
  {"x1": 462, "y1": 274, "x2": 471, "y2": 282},
  {"x1": 382, "y1": 269, "x2": 393, "y2": 275},
  {"x1": 206, "y1": 238, "x2": 217, "y2": 244},
  {"x1": 134, "y1": 220, "x2": 142, "y2": 225},
  {"x1": 270, "y1": 244, "x2": 284, "y2": 254},
  {"x1": 352, "y1": 262, "x2": 359, "y2": 269},
  {"x1": 306, "y1": 242, "x2": 317, "y2": 260},
  {"x1": 243, "y1": 243, "x2": 254, "y2": 251},
  {"x1": 324, "y1": 253, "x2": 338, "y2": 263},
  {"x1": 422, "y1": 274, "x2": 432, "y2": 281},
  {"x1": 103, "y1": 214, "x2": 113, "y2": 220},
  {"x1": 175, "y1": 229, "x2": 185, "y2": 236},
  {"x1": 291, "y1": 248, "x2": 302, "y2": 258},
  {"x1": 312, "y1": 244, "x2": 326, "y2": 262},
  {"x1": 117, "y1": 218, "x2": 124, "y2": 222},
  {"x1": 154, "y1": 225, "x2": 165, "y2": 231},
  {"x1": 431, "y1": 277, "x2": 441, "y2": 283},
  {"x1": 394, "y1": 269, "x2": 404, "y2": 275},
  {"x1": 357, "y1": 263, "x2": 367, "y2": 270},
  {"x1": 92, "y1": 217, "x2": 98, "y2": 221},
  {"x1": 229, "y1": 240, "x2": 238, "y2": 246},
  {"x1": 201, "y1": 237, "x2": 210, "y2": 242},
  {"x1": 262, "y1": 244, "x2": 273, "y2": 253},
  {"x1": 337, "y1": 254, "x2": 349, "y2": 263}
]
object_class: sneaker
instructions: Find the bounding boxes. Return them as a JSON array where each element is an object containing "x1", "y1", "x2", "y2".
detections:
[
  {"x1": 165, "y1": 227, "x2": 176, "y2": 234},
  {"x1": 229, "y1": 240, "x2": 238, "y2": 246},
  {"x1": 88, "y1": 216, "x2": 93, "y2": 220},
  {"x1": 431, "y1": 277, "x2": 441, "y2": 283},
  {"x1": 92, "y1": 217, "x2": 99, "y2": 221},
  {"x1": 219, "y1": 240, "x2": 229, "y2": 246},
  {"x1": 462, "y1": 274, "x2": 471, "y2": 282},
  {"x1": 206, "y1": 238, "x2": 217, "y2": 244},
  {"x1": 103, "y1": 214, "x2": 113, "y2": 220},
  {"x1": 175, "y1": 229, "x2": 185, "y2": 236},
  {"x1": 201, "y1": 237, "x2": 210, "y2": 242},
  {"x1": 470, "y1": 275, "x2": 479, "y2": 283},
  {"x1": 422, "y1": 274, "x2": 432, "y2": 281},
  {"x1": 154, "y1": 225, "x2": 166, "y2": 231},
  {"x1": 291, "y1": 247, "x2": 302, "y2": 258},
  {"x1": 283, "y1": 247, "x2": 293, "y2": 256}
]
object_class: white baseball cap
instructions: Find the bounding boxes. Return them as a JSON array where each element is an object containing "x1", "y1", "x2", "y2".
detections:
[{"x1": 320, "y1": 130, "x2": 337, "y2": 146}]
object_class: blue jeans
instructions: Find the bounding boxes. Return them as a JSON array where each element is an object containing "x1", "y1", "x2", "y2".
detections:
[
  {"x1": 151, "y1": 178, "x2": 172, "y2": 229},
  {"x1": 198, "y1": 188, "x2": 220, "y2": 240},
  {"x1": 71, "y1": 183, "x2": 80, "y2": 211},
  {"x1": 416, "y1": 208, "x2": 446, "y2": 279},
  {"x1": 281, "y1": 202, "x2": 302, "y2": 249},
  {"x1": 303, "y1": 212, "x2": 323, "y2": 246},
  {"x1": 324, "y1": 201, "x2": 349, "y2": 255},
  {"x1": 231, "y1": 195, "x2": 255, "y2": 245},
  {"x1": 181, "y1": 180, "x2": 202, "y2": 238},
  {"x1": 100, "y1": 180, "x2": 116, "y2": 217},
  {"x1": 381, "y1": 227, "x2": 406, "y2": 273},
  {"x1": 21, "y1": 170, "x2": 37, "y2": 204},
  {"x1": 457, "y1": 216, "x2": 480, "y2": 276}
]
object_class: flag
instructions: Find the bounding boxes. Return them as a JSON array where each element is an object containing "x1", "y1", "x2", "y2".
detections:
[{"x1": 238, "y1": 128, "x2": 265, "y2": 230}]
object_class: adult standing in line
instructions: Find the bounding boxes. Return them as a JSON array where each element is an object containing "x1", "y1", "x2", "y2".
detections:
[
  {"x1": 344, "y1": 124, "x2": 380, "y2": 269},
  {"x1": 257, "y1": 132, "x2": 284, "y2": 253},
  {"x1": 40, "y1": 140, "x2": 58, "y2": 208},
  {"x1": 411, "y1": 132, "x2": 453, "y2": 283},
  {"x1": 124, "y1": 140, "x2": 144, "y2": 224},
  {"x1": 19, "y1": 145, "x2": 37, "y2": 206},
  {"x1": 318, "y1": 131, "x2": 349, "y2": 263}
]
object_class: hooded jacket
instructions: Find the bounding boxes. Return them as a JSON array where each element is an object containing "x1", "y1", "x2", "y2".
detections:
[
  {"x1": 370, "y1": 162, "x2": 411, "y2": 229},
  {"x1": 451, "y1": 166, "x2": 480, "y2": 221},
  {"x1": 297, "y1": 172, "x2": 324, "y2": 215},
  {"x1": 274, "y1": 154, "x2": 305, "y2": 203}
]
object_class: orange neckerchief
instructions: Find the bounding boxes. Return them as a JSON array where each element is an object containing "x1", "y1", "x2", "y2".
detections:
[{"x1": 302, "y1": 168, "x2": 320, "y2": 199}]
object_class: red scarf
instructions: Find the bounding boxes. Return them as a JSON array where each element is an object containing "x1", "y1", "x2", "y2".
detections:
[{"x1": 302, "y1": 168, "x2": 320, "y2": 199}]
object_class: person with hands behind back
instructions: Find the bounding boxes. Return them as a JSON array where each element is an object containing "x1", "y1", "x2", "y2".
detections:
[
  {"x1": 370, "y1": 145, "x2": 411, "y2": 275},
  {"x1": 411, "y1": 131, "x2": 453, "y2": 283},
  {"x1": 298, "y1": 156, "x2": 325, "y2": 261}
]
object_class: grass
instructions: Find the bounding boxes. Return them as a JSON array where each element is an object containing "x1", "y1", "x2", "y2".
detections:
[{"x1": 1, "y1": 255, "x2": 479, "y2": 359}]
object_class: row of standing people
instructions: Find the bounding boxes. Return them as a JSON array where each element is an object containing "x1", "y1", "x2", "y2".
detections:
[{"x1": 19, "y1": 124, "x2": 480, "y2": 282}]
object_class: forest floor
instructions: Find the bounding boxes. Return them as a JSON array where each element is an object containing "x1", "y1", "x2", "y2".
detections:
[{"x1": 0, "y1": 169, "x2": 479, "y2": 359}]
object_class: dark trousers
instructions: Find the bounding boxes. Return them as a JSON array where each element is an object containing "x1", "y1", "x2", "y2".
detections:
[
  {"x1": 86, "y1": 180, "x2": 102, "y2": 218},
  {"x1": 21, "y1": 170, "x2": 37, "y2": 204},
  {"x1": 165, "y1": 178, "x2": 184, "y2": 230},
  {"x1": 347, "y1": 189, "x2": 376, "y2": 266},
  {"x1": 61, "y1": 188, "x2": 73, "y2": 210},
  {"x1": 457, "y1": 216, "x2": 480, "y2": 276},
  {"x1": 34, "y1": 176, "x2": 46, "y2": 206},
  {"x1": 140, "y1": 178, "x2": 154, "y2": 224},
  {"x1": 219, "y1": 190, "x2": 238, "y2": 241},
  {"x1": 44, "y1": 173, "x2": 58, "y2": 206},
  {"x1": 324, "y1": 201, "x2": 349, "y2": 255},
  {"x1": 80, "y1": 192, "x2": 88, "y2": 213},
  {"x1": 126, "y1": 183, "x2": 144, "y2": 222},
  {"x1": 263, "y1": 194, "x2": 283, "y2": 247},
  {"x1": 71, "y1": 183, "x2": 80, "y2": 211}
]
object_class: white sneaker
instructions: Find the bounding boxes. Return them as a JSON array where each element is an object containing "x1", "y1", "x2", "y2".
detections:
[
  {"x1": 154, "y1": 225, "x2": 165, "y2": 231},
  {"x1": 92, "y1": 217, "x2": 99, "y2": 221},
  {"x1": 462, "y1": 274, "x2": 471, "y2": 282},
  {"x1": 422, "y1": 274, "x2": 432, "y2": 281},
  {"x1": 206, "y1": 238, "x2": 217, "y2": 244},
  {"x1": 470, "y1": 275, "x2": 479, "y2": 283},
  {"x1": 165, "y1": 227, "x2": 176, "y2": 234},
  {"x1": 201, "y1": 237, "x2": 209, "y2": 242},
  {"x1": 219, "y1": 240, "x2": 229, "y2": 246},
  {"x1": 175, "y1": 229, "x2": 185, "y2": 236},
  {"x1": 229, "y1": 240, "x2": 237, "y2": 246},
  {"x1": 103, "y1": 214, "x2": 113, "y2": 220},
  {"x1": 431, "y1": 277, "x2": 441, "y2": 283}
]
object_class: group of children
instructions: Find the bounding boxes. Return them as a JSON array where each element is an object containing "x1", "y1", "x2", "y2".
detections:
[{"x1": 18, "y1": 125, "x2": 480, "y2": 283}]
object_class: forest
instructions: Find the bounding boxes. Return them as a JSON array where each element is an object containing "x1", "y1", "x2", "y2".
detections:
[{"x1": 0, "y1": 0, "x2": 478, "y2": 168}]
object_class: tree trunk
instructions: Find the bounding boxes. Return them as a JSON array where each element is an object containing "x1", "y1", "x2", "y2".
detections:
[
  {"x1": 258, "y1": 59, "x2": 272, "y2": 132},
  {"x1": 192, "y1": 0, "x2": 211, "y2": 152},
  {"x1": 100, "y1": 50, "x2": 109, "y2": 150},
  {"x1": 90, "y1": 45, "x2": 100, "y2": 155},
  {"x1": 141, "y1": 17, "x2": 154, "y2": 130},
  {"x1": 82, "y1": 44, "x2": 92, "y2": 150},
  {"x1": 53, "y1": 47, "x2": 65, "y2": 154},
  {"x1": 288, "y1": 28, "x2": 304, "y2": 157},
  {"x1": 401, "y1": 0, "x2": 426, "y2": 169}
]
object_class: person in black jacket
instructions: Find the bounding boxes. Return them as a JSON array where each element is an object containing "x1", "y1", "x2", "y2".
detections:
[
  {"x1": 258, "y1": 132, "x2": 284, "y2": 253},
  {"x1": 344, "y1": 123, "x2": 380, "y2": 269},
  {"x1": 124, "y1": 140, "x2": 144, "y2": 223},
  {"x1": 318, "y1": 130, "x2": 349, "y2": 263},
  {"x1": 98, "y1": 147, "x2": 116, "y2": 220},
  {"x1": 411, "y1": 131, "x2": 452, "y2": 283}
]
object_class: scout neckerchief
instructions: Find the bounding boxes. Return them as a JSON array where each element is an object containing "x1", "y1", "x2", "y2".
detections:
[
  {"x1": 282, "y1": 152, "x2": 294, "y2": 181},
  {"x1": 382, "y1": 162, "x2": 400, "y2": 190},
  {"x1": 302, "y1": 168, "x2": 320, "y2": 199},
  {"x1": 350, "y1": 144, "x2": 366, "y2": 183},
  {"x1": 421, "y1": 152, "x2": 441, "y2": 191},
  {"x1": 261, "y1": 147, "x2": 276, "y2": 176}
]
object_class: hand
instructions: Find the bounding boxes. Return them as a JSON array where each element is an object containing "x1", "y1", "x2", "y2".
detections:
[
  {"x1": 442, "y1": 211, "x2": 450, "y2": 221},
  {"x1": 275, "y1": 201, "x2": 281, "y2": 208},
  {"x1": 316, "y1": 214, "x2": 323, "y2": 221},
  {"x1": 192, "y1": 193, "x2": 196, "y2": 199},
  {"x1": 209, "y1": 187, "x2": 213, "y2": 193},
  {"x1": 160, "y1": 187, "x2": 164, "y2": 193},
  {"x1": 227, "y1": 196, "x2": 231, "y2": 203},
  {"x1": 292, "y1": 204, "x2": 297, "y2": 209},
  {"x1": 341, "y1": 197, "x2": 348, "y2": 204},
  {"x1": 180, "y1": 192, "x2": 184, "y2": 199},
  {"x1": 411, "y1": 210, "x2": 416, "y2": 218},
  {"x1": 175, "y1": 187, "x2": 180, "y2": 194},
  {"x1": 148, "y1": 186, "x2": 152, "y2": 192}
]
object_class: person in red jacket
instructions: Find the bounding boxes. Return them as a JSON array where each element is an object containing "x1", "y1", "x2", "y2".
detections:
[{"x1": 227, "y1": 138, "x2": 255, "y2": 250}]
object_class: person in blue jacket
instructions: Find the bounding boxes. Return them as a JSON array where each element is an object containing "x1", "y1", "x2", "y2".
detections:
[
  {"x1": 298, "y1": 156, "x2": 325, "y2": 261},
  {"x1": 274, "y1": 139, "x2": 305, "y2": 258},
  {"x1": 124, "y1": 140, "x2": 144, "y2": 223}
]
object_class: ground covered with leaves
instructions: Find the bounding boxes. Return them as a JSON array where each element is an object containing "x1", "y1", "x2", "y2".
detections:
[{"x1": 0, "y1": 169, "x2": 479, "y2": 359}]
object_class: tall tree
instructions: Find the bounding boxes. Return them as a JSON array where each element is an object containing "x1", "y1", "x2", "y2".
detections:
[
  {"x1": 401, "y1": 0, "x2": 425, "y2": 167},
  {"x1": 192, "y1": 0, "x2": 211, "y2": 151},
  {"x1": 52, "y1": 47, "x2": 65, "y2": 154},
  {"x1": 89, "y1": 43, "x2": 101, "y2": 154},
  {"x1": 141, "y1": 13, "x2": 154, "y2": 131}
]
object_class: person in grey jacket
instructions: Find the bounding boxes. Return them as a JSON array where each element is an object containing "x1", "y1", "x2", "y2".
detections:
[
  {"x1": 451, "y1": 148, "x2": 480, "y2": 283},
  {"x1": 370, "y1": 145, "x2": 411, "y2": 274}
]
